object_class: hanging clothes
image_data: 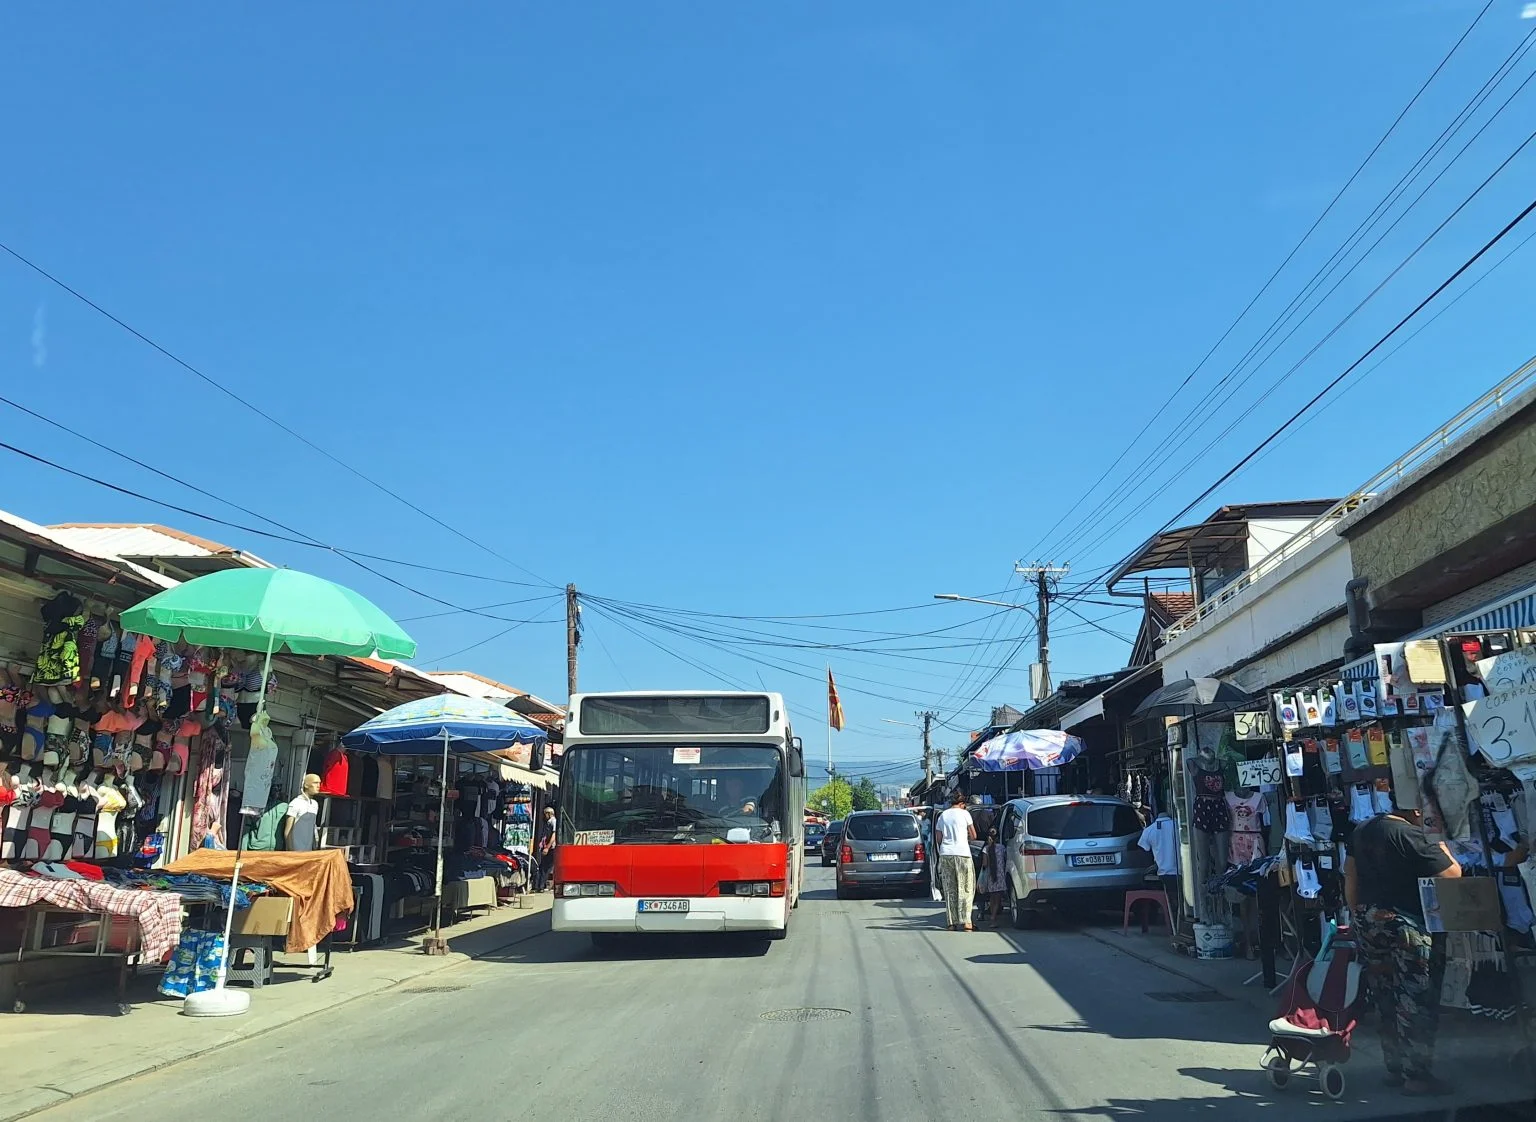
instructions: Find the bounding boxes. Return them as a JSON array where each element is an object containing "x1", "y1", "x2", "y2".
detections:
[
  {"x1": 1227, "y1": 791, "x2": 1265, "y2": 864},
  {"x1": 1192, "y1": 765, "x2": 1230, "y2": 833},
  {"x1": 33, "y1": 593, "x2": 86, "y2": 686}
]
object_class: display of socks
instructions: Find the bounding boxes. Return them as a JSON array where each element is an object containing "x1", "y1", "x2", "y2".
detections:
[
  {"x1": 1349, "y1": 783, "x2": 1376, "y2": 823},
  {"x1": 1308, "y1": 798, "x2": 1334, "y2": 844},
  {"x1": 1293, "y1": 860, "x2": 1322, "y2": 899},
  {"x1": 1284, "y1": 802, "x2": 1315, "y2": 846}
]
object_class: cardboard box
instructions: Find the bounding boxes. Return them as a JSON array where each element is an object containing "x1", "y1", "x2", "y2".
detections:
[
  {"x1": 230, "y1": 896, "x2": 293, "y2": 937},
  {"x1": 1419, "y1": 876, "x2": 1502, "y2": 933}
]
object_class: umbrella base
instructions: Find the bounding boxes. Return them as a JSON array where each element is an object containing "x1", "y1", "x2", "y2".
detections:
[
  {"x1": 422, "y1": 936, "x2": 450, "y2": 956},
  {"x1": 182, "y1": 986, "x2": 251, "y2": 1018}
]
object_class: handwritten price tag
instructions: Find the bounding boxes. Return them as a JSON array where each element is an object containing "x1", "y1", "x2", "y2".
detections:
[
  {"x1": 1462, "y1": 681, "x2": 1536, "y2": 767},
  {"x1": 1237, "y1": 757, "x2": 1282, "y2": 787},
  {"x1": 1477, "y1": 647, "x2": 1536, "y2": 695}
]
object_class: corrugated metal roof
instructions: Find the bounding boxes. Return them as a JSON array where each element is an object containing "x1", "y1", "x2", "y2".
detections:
[
  {"x1": 47, "y1": 524, "x2": 273, "y2": 567},
  {"x1": 422, "y1": 670, "x2": 565, "y2": 718},
  {"x1": 421, "y1": 671, "x2": 518, "y2": 701},
  {"x1": 0, "y1": 512, "x2": 177, "y2": 590}
]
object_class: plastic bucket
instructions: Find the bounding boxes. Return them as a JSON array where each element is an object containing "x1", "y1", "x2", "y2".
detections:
[{"x1": 1192, "y1": 922, "x2": 1233, "y2": 960}]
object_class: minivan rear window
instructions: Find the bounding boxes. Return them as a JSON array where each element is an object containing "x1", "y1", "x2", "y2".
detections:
[
  {"x1": 845, "y1": 813, "x2": 919, "y2": 841},
  {"x1": 1026, "y1": 803, "x2": 1140, "y2": 840}
]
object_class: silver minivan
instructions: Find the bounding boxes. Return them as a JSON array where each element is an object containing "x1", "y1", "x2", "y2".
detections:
[
  {"x1": 996, "y1": 795, "x2": 1152, "y2": 927},
  {"x1": 835, "y1": 810, "x2": 928, "y2": 899}
]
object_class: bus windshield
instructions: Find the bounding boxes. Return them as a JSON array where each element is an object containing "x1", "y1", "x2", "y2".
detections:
[{"x1": 560, "y1": 744, "x2": 786, "y2": 845}]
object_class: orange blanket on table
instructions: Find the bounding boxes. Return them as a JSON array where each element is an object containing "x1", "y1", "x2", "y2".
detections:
[{"x1": 165, "y1": 849, "x2": 354, "y2": 953}]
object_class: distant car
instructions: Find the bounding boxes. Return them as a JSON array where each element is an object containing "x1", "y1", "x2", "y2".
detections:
[
  {"x1": 820, "y1": 820, "x2": 845, "y2": 866},
  {"x1": 835, "y1": 810, "x2": 928, "y2": 899},
  {"x1": 996, "y1": 795, "x2": 1152, "y2": 928},
  {"x1": 804, "y1": 821, "x2": 826, "y2": 853}
]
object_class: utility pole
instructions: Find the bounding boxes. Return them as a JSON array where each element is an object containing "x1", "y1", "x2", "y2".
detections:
[
  {"x1": 1015, "y1": 562, "x2": 1070, "y2": 701},
  {"x1": 565, "y1": 583, "x2": 580, "y2": 700},
  {"x1": 916, "y1": 710, "x2": 937, "y2": 783}
]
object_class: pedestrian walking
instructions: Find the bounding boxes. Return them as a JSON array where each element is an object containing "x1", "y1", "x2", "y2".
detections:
[
  {"x1": 535, "y1": 805, "x2": 558, "y2": 891},
  {"x1": 1343, "y1": 809, "x2": 1462, "y2": 1097},
  {"x1": 977, "y1": 827, "x2": 1006, "y2": 926},
  {"x1": 935, "y1": 791, "x2": 977, "y2": 931}
]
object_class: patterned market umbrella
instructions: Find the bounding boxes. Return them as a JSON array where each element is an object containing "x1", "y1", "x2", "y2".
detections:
[{"x1": 970, "y1": 729, "x2": 1085, "y2": 772}]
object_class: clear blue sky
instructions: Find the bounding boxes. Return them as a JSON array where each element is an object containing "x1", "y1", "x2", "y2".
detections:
[{"x1": 3, "y1": 2, "x2": 1535, "y2": 779}]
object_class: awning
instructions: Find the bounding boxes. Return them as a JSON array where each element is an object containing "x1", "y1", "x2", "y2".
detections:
[
  {"x1": 472, "y1": 754, "x2": 547, "y2": 789},
  {"x1": 1060, "y1": 695, "x2": 1105, "y2": 730},
  {"x1": 1341, "y1": 580, "x2": 1536, "y2": 682}
]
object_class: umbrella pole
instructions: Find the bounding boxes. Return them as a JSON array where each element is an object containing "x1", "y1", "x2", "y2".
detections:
[
  {"x1": 184, "y1": 631, "x2": 274, "y2": 1018},
  {"x1": 215, "y1": 632, "x2": 275, "y2": 987},
  {"x1": 427, "y1": 728, "x2": 450, "y2": 955}
]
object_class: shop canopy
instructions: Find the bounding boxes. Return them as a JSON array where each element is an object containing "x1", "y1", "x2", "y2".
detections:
[
  {"x1": 1342, "y1": 579, "x2": 1536, "y2": 682},
  {"x1": 341, "y1": 692, "x2": 548, "y2": 755},
  {"x1": 970, "y1": 729, "x2": 1084, "y2": 772}
]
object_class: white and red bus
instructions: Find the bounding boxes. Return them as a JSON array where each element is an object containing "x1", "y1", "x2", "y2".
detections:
[{"x1": 552, "y1": 691, "x2": 806, "y2": 947}]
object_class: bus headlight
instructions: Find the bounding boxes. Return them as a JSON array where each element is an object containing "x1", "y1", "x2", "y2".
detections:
[{"x1": 559, "y1": 882, "x2": 618, "y2": 897}]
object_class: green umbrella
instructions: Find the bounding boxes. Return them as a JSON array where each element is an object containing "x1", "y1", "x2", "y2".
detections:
[
  {"x1": 117, "y1": 566, "x2": 415, "y2": 1017},
  {"x1": 119, "y1": 567, "x2": 416, "y2": 659}
]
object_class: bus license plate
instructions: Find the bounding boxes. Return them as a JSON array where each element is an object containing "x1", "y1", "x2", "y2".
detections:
[
  {"x1": 637, "y1": 899, "x2": 690, "y2": 913},
  {"x1": 868, "y1": 853, "x2": 899, "y2": 861},
  {"x1": 1070, "y1": 854, "x2": 1116, "y2": 867}
]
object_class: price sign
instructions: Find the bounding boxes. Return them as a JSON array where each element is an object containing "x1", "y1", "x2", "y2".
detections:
[
  {"x1": 1462, "y1": 681, "x2": 1536, "y2": 768},
  {"x1": 1237, "y1": 756, "x2": 1282, "y2": 787},
  {"x1": 1476, "y1": 647, "x2": 1536, "y2": 695}
]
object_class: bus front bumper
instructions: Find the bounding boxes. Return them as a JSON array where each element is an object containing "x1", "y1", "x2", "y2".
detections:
[{"x1": 552, "y1": 896, "x2": 786, "y2": 933}]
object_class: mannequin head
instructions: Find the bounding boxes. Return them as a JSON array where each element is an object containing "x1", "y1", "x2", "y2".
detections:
[{"x1": 302, "y1": 773, "x2": 321, "y2": 798}]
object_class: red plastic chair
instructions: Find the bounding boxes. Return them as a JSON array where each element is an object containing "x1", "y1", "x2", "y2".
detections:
[{"x1": 1122, "y1": 888, "x2": 1173, "y2": 935}]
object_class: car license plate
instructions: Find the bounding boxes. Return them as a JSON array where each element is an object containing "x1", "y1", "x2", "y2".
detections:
[
  {"x1": 1070, "y1": 854, "x2": 1116, "y2": 867},
  {"x1": 868, "y1": 852, "x2": 899, "y2": 862},
  {"x1": 637, "y1": 899, "x2": 690, "y2": 913}
]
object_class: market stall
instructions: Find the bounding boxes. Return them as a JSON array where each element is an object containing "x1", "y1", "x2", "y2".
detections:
[
  {"x1": 341, "y1": 693, "x2": 547, "y2": 952},
  {"x1": 1182, "y1": 613, "x2": 1536, "y2": 1060},
  {"x1": 115, "y1": 566, "x2": 414, "y2": 1015}
]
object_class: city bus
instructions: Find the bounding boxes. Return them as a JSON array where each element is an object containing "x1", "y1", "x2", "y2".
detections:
[{"x1": 552, "y1": 691, "x2": 807, "y2": 948}]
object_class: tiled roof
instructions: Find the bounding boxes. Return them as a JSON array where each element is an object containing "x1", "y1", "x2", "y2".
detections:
[{"x1": 1149, "y1": 591, "x2": 1196, "y2": 619}]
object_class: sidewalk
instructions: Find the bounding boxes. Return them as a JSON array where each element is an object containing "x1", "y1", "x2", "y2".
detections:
[
  {"x1": 3, "y1": 895, "x2": 553, "y2": 1122},
  {"x1": 1083, "y1": 922, "x2": 1536, "y2": 1113}
]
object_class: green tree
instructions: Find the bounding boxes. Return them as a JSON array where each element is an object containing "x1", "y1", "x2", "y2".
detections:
[
  {"x1": 851, "y1": 776, "x2": 881, "y2": 812},
  {"x1": 808, "y1": 777, "x2": 853, "y2": 819}
]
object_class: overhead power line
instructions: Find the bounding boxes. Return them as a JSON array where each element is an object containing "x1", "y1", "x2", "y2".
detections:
[
  {"x1": 1144, "y1": 188, "x2": 1536, "y2": 556},
  {"x1": 0, "y1": 240, "x2": 559, "y2": 590},
  {"x1": 1048, "y1": 39, "x2": 1536, "y2": 567},
  {"x1": 1019, "y1": 0, "x2": 1499, "y2": 564}
]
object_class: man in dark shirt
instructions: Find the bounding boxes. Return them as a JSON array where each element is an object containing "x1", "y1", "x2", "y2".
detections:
[{"x1": 1343, "y1": 810, "x2": 1461, "y2": 1097}]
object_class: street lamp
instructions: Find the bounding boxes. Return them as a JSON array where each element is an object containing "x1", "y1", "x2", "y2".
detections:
[
  {"x1": 933, "y1": 593, "x2": 1038, "y2": 619},
  {"x1": 934, "y1": 592, "x2": 1049, "y2": 701}
]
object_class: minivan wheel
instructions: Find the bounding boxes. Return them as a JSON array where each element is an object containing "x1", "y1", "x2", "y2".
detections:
[
  {"x1": 835, "y1": 883, "x2": 852, "y2": 900},
  {"x1": 1010, "y1": 885, "x2": 1032, "y2": 930}
]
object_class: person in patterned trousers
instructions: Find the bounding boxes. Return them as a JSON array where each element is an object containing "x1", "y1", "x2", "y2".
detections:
[{"x1": 1344, "y1": 810, "x2": 1460, "y2": 1097}]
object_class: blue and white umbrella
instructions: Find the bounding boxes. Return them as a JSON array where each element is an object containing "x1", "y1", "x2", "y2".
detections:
[
  {"x1": 970, "y1": 729, "x2": 1084, "y2": 772},
  {"x1": 341, "y1": 693, "x2": 547, "y2": 755},
  {"x1": 343, "y1": 694, "x2": 549, "y2": 945}
]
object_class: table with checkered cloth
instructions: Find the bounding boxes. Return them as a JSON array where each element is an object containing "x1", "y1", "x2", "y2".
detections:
[{"x1": 0, "y1": 869, "x2": 182, "y2": 963}]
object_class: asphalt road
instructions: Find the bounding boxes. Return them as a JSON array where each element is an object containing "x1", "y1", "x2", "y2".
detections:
[{"x1": 31, "y1": 865, "x2": 1536, "y2": 1121}]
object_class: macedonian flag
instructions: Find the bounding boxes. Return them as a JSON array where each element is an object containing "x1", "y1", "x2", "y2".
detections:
[{"x1": 827, "y1": 668, "x2": 846, "y2": 732}]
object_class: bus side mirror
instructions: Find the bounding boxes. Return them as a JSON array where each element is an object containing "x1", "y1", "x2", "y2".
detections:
[{"x1": 788, "y1": 746, "x2": 805, "y2": 778}]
